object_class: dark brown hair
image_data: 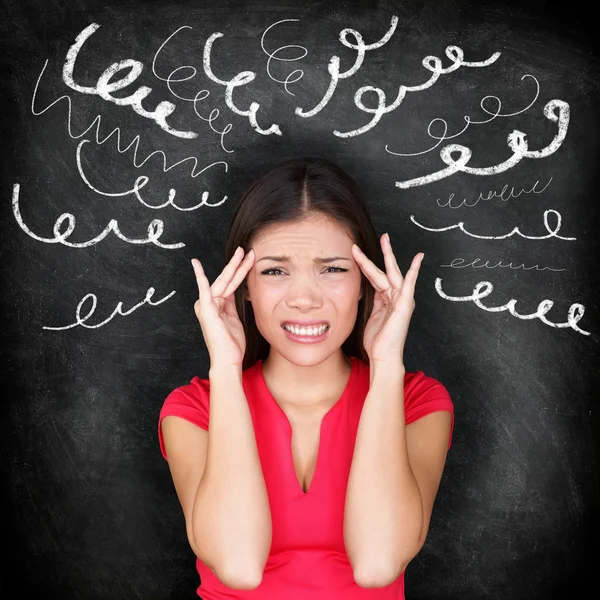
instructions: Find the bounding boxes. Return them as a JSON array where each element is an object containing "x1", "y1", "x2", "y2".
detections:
[{"x1": 225, "y1": 157, "x2": 385, "y2": 371}]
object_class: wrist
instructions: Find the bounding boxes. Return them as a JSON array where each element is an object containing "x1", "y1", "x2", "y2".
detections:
[
  {"x1": 369, "y1": 359, "x2": 405, "y2": 384},
  {"x1": 209, "y1": 363, "x2": 243, "y2": 380}
]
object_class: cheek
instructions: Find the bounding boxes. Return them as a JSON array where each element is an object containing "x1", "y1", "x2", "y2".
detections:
[
  {"x1": 247, "y1": 280, "x2": 280, "y2": 314},
  {"x1": 330, "y1": 276, "x2": 362, "y2": 298},
  {"x1": 329, "y1": 286, "x2": 362, "y2": 319}
]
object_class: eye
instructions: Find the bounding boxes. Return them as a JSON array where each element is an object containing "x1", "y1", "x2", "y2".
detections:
[
  {"x1": 261, "y1": 268, "x2": 285, "y2": 276},
  {"x1": 260, "y1": 267, "x2": 348, "y2": 276}
]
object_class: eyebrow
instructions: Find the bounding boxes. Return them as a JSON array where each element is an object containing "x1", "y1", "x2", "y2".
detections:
[{"x1": 256, "y1": 255, "x2": 352, "y2": 264}]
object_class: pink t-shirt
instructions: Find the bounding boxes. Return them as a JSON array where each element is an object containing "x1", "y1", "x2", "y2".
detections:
[{"x1": 158, "y1": 356, "x2": 454, "y2": 599}]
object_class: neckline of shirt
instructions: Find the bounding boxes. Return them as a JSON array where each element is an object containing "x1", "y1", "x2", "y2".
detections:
[{"x1": 253, "y1": 356, "x2": 360, "y2": 496}]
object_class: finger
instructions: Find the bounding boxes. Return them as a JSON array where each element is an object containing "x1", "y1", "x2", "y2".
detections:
[
  {"x1": 222, "y1": 291, "x2": 239, "y2": 317},
  {"x1": 381, "y1": 233, "x2": 404, "y2": 289},
  {"x1": 222, "y1": 248, "x2": 255, "y2": 298},
  {"x1": 399, "y1": 253, "x2": 424, "y2": 301},
  {"x1": 191, "y1": 258, "x2": 213, "y2": 305},
  {"x1": 372, "y1": 289, "x2": 385, "y2": 314},
  {"x1": 352, "y1": 243, "x2": 391, "y2": 293},
  {"x1": 210, "y1": 246, "x2": 249, "y2": 298}
]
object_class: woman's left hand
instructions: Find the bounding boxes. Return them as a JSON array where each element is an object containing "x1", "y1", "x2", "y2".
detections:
[{"x1": 352, "y1": 233, "x2": 424, "y2": 366}]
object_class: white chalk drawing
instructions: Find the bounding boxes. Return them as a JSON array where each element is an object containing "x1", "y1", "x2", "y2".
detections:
[
  {"x1": 440, "y1": 258, "x2": 565, "y2": 272},
  {"x1": 388, "y1": 74, "x2": 540, "y2": 157},
  {"x1": 434, "y1": 279, "x2": 589, "y2": 336},
  {"x1": 32, "y1": 60, "x2": 228, "y2": 185},
  {"x1": 63, "y1": 24, "x2": 196, "y2": 139},
  {"x1": 13, "y1": 14, "x2": 587, "y2": 334},
  {"x1": 12, "y1": 183, "x2": 184, "y2": 249},
  {"x1": 75, "y1": 140, "x2": 226, "y2": 211},
  {"x1": 42, "y1": 287, "x2": 176, "y2": 330},
  {"x1": 437, "y1": 178, "x2": 553, "y2": 208},
  {"x1": 203, "y1": 32, "x2": 282, "y2": 137},
  {"x1": 261, "y1": 19, "x2": 306, "y2": 96},
  {"x1": 411, "y1": 209, "x2": 575, "y2": 241},
  {"x1": 152, "y1": 25, "x2": 235, "y2": 153},
  {"x1": 396, "y1": 100, "x2": 570, "y2": 188}
]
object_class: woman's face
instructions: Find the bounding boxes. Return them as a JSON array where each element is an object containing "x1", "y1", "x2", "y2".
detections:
[{"x1": 244, "y1": 215, "x2": 363, "y2": 365}]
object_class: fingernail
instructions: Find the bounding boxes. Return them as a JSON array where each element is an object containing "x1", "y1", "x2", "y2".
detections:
[
  {"x1": 420, "y1": 252, "x2": 425, "y2": 261},
  {"x1": 385, "y1": 232, "x2": 390, "y2": 242},
  {"x1": 354, "y1": 244, "x2": 363, "y2": 253}
]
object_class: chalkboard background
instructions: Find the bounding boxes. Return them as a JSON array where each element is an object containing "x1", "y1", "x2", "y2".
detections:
[{"x1": 1, "y1": 0, "x2": 598, "y2": 598}]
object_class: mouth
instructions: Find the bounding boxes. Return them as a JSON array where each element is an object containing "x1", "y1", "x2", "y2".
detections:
[{"x1": 281, "y1": 322, "x2": 331, "y2": 342}]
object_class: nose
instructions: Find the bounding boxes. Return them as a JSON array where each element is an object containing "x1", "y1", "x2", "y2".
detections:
[{"x1": 285, "y1": 273, "x2": 324, "y2": 310}]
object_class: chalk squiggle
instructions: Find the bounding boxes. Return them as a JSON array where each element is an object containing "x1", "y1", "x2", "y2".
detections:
[
  {"x1": 435, "y1": 279, "x2": 589, "y2": 336},
  {"x1": 75, "y1": 139, "x2": 227, "y2": 211},
  {"x1": 203, "y1": 33, "x2": 282, "y2": 136},
  {"x1": 32, "y1": 59, "x2": 228, "y2": 183},
  {"x1": 63, "y1": 23, "x2": 196, "y2": 139},
  {"x1": 151, "y1": 25, "x2": 235, "y2": 153},
  {"x1": 333, "y1": 43, "x2": 500, "y2": 137},
  {"x1": 388, "y1": 74, "x2": 540, "y2": 157},
  {"x1": 261, "y1": 19, "x2": 306, "y2": 96},
  {"x1": 438, "y1": 177, "x2": 553, "y2": 208},
  {"x1": 396, "y1": 99, "x2": 570, "y2": 188},
  {"x1": 42, "y1": 287, "x2": 176, "y2": 330},
  {"x1": 410, "y1": 209, "x2": 576, "y2": 241},
  {"x1": 12, "y1": 183, "x2": 184, "y2": 249},
  {"x1": 295, "y1": 16, "x2": 400, "y2": 121},
  {"x1": 441, "y1": 257, "x2": 565, "y2": 272}
]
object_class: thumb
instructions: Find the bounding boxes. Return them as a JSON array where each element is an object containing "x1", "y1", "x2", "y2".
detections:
[{"x1": 222, "y1": 292, "x2": 239, "y2": 318}]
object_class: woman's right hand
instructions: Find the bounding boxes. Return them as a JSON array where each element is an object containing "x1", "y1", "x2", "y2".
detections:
[{"x1": 191, "y1": 246, "x2": 255, "y2": 369}]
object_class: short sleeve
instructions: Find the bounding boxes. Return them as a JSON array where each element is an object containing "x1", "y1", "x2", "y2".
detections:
[
  {"x1": 158, "y1": 376, "x2": 210, "y2": 461},
  {"x1": 404, "y1": 370, "x2": 455, "y2": 450}
]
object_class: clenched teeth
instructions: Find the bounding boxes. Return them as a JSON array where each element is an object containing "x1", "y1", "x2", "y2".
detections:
[{"x1": 282, "y1": 324, "x2": 329, "y2": 336}]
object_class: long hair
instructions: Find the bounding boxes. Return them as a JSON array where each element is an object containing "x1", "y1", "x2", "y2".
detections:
[{"x1": 224, "y1": 157, "x2": 385, "y2": 371}]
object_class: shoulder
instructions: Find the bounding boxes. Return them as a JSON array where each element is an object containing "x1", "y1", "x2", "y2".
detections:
[
  {"x1": 159, "y1": 361, "x2": 262, "y2": 425},
  {"x1": 161, "y1": 376, "x2": 211, "y2": 414},
  {"x1": 404, "y1": 370, "x2": 452, "y2": 404},
  {"x1": 157, "y1": 365, "x2": 259, "y2": 461},
  {"x1": 404, "y1": 370, "x2": 454, "y2": 449},
  {"x1": 357, "y1": 359, "x2": 452, "y2": 406},
  {"x1": 355, "y1": 359, "x2": 453, "y2": 412},
  {"x1": 158, "y1": 376, "x2": 212, "y2": 450},
  {"x1": 403, "y1": 370, "x2": 454, "y2": 442}
]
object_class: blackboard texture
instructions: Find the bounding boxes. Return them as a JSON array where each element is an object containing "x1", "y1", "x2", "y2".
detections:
[{"x1": 1, "y1": 0, "x2": 598, "y2": 598}]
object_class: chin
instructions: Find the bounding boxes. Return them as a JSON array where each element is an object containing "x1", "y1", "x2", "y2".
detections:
[{"x1": 280, "y1": 353, "x2": 339, "y2": 369}]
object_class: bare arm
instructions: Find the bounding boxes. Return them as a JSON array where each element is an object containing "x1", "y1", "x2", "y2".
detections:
[
  {"x1": 344, "y1": 366, "x2": 422, "y2": 587},
  {"x1": 343, "y1": 364, "x2": 451, "y2": 588},
  {"x1": 198, "y1": 365, "x2": 273, "y2": 585},
  {"x1": 162, "y1": 365, "x2": 272, "y2": 589}
]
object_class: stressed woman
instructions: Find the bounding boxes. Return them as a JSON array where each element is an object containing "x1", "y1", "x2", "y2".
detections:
[{"x1": 158, "y1": 157, "x2": 454, "y2": 599}]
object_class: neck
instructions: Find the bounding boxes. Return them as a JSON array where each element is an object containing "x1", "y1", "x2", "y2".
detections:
[{"x1": 262, "y1": 351, "x2": 352, "y2": 410}]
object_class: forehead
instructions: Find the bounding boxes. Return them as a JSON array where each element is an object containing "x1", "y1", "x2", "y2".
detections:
[{"x1": 253, "y1": 217, "x2": 351, "y2": 248}]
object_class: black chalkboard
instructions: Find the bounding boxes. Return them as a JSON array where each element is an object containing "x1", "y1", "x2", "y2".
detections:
[{"x1": 1, "y1": 0, "x2": 598, "y2": 598}]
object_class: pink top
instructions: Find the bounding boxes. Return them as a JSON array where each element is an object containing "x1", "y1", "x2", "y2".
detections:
[{"x1": 158, "y1": 356, "x2": 455, "y2": 599}]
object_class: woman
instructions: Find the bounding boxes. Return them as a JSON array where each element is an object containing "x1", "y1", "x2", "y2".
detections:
[{"x1": 158, "y1": 157, "x2": 454, "y2": 599}]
